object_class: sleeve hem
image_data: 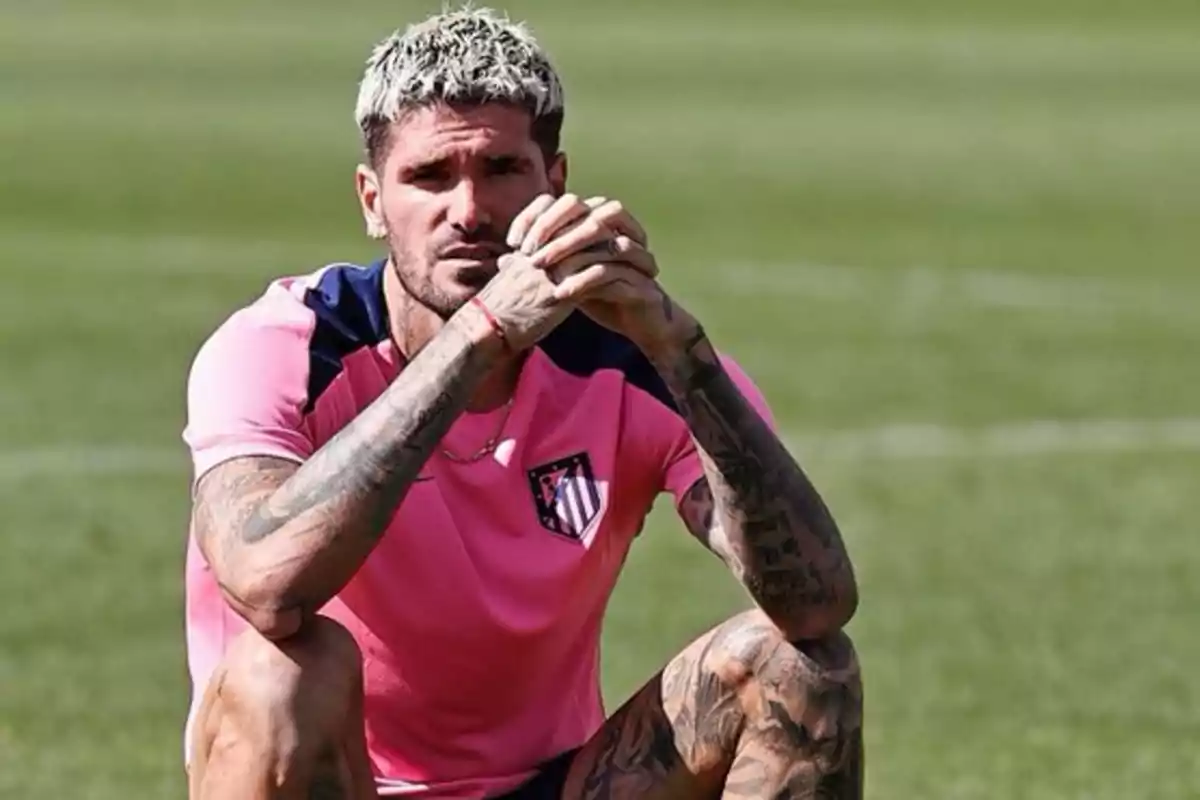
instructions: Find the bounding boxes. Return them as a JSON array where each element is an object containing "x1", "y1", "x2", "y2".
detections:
[
  {"x1": 190, "y1": 444, "x2": 307, "y2": 495},
  {"x1": 669, "y1": 464, "x2": 707, "y2": 510}
]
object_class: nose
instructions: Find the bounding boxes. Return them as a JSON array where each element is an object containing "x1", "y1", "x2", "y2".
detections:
[{"x1": 447, "y1": 177, "x2": 490, "y2": 233}]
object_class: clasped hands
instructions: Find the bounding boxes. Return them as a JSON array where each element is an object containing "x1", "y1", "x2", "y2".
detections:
[{"x1": 473, "y1": 193, "x2": 696, "y2": 356}]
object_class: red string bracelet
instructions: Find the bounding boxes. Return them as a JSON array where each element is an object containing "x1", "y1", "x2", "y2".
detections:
[{"x1": 469, "y1": 295, "x2": 507, "y2": 347}]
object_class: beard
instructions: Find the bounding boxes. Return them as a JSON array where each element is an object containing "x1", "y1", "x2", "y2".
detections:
[
  {"x1": 389, "y1": 255, "x2": 465, "y2": 320},
  {"x1": 385, "y1": 223, "x2": 507, "y2": 320}
]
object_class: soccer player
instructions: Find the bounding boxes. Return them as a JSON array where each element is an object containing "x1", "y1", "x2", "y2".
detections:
[{"x1": 182, "y1": 7, "x2": 862, "y2": 799}]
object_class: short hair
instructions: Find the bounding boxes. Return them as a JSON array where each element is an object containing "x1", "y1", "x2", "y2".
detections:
[{"x1": 354, "y1": 5, "x2": 566, "y2": 166}]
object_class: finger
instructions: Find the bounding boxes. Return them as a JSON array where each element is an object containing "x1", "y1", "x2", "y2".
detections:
[
  {"x1": 552, "y1": 262, "x2": 649, "y2": 301},
  {"x1": 547, "y1": 248, "x2": 644, "y2": 298},
  {"x1": 550, "y1": 262, "x2": 614, "y2": 301},
  {"x1": 589, "y1": 199, "x2": 649, "y2": 247},
  {"x1": 542, "y1": 247, "x2": 610, "y2": 283},
  {"x1": 541, "y1": 236, "x2": 656, "y2": 280},
  {"x1": 520, "y1": 193, "x2": 591, "y2": 255},
  {"x1": 506, "y1": 193, "x2": 556, "y2": 249},
  {"x1": 529, "y1": 213, "x2": 610, "y2": 267},
  {"x1": 608, "y1": 237, "x2": 658, "y2": 278},
  {"x1": 550, "y1": 237, "x2": 658, "y2": 283},
  {"x1": 530, "y1": 199, "x2": 650, "y2": 266},
  {"x1": 580, "y1": 236, "x2": 657, "y2": 278}
]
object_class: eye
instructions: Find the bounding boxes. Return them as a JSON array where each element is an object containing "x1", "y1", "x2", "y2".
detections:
[
  {"x1": 405, "y1": 161, "x2": 451, "y2": 185},
  {"x1": 486, "y1": 156, "x2": 527, "y2": 176}
]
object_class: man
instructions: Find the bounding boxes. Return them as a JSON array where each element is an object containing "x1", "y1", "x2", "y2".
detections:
[{"x1": 182, "y1": 7, "x2": 862, "y2": 799}]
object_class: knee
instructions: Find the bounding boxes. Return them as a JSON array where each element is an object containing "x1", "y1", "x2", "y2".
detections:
[
  {"x1": 706, "y1": 610, "x2": 862, "y2": 739},
  {"x1": 222, "y1": 615, "x2": 363, "y2": 708},
  {"x1": 706, "y1": 609, "x2": 859, "y2": 683},
  {"x1": 211, "y1": 616, "x2": 363, "y2": 766}
]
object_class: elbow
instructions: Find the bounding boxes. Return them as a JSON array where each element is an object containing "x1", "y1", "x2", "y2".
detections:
[
  {"x1": 832, "y1": 578, "x2": 861, "y2": 632},
  {"x1": 775, "y1": 568, "x2": 859, "y2": 642},
  {"x1": 244, "y1": 605, "x2": 306, "y2": 642},
  {"x1": 777, "y1": 604, "x2": 856, "y2": 643},
  {"x1": 218, "y1": 570, "x2": 306, "y2": 641},
  {"x1": 835, "y1": 564, "x2": 860, "y2": 626}
]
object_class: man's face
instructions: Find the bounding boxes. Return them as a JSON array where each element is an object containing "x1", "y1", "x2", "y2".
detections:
[{"x1": 356, "y1": 102, "x2": 566, "y2": 318}]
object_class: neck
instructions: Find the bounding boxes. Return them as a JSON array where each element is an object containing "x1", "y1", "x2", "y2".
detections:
[{"x1": 384, "y1": 264, "x2": 523, "y2": 413}]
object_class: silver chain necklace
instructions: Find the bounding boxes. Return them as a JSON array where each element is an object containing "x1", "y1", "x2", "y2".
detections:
[{"x1": 440, "y1": 396, "x2": 516, "y2": 464}]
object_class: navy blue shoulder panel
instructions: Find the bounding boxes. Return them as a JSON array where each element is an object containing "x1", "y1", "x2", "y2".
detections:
[
  {"x1": 536, "y1": 312, "x2": 678, "y2": 412},
  {"x1": 300, "y1": 269, "x2": 673, "y2": 415},
  {"x1": 302, "y1": 260, "x2": 389, "y2": 413}
]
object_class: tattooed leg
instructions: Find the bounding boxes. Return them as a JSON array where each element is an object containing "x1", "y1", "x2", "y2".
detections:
[
  {"x1": 720, "y1": 620, "x2": 863, "y2": 799},
  {"x1": 560, "y1": 610, "x2": 862, "y2": 800},
  {"x1": 187, "y1": 616, "x2": 378, "y2": 800}
]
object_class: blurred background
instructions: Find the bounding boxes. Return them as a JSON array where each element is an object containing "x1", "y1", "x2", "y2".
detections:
[{"x1": 1, "y1": 0, "x2": 1198, "y2": 797}]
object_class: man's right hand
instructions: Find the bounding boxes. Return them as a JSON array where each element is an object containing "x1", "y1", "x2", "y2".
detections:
[
  {"x1": 469, "y1": 250, "x2": 580, "y2": 352},
  {"x1": 472, "y1": 193, "x2": 654, "y2": 352}
]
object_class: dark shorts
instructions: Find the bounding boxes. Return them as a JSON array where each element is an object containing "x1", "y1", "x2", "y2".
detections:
[{"x1": 493, "y1": 747, "x2": 579, "y2": 800}]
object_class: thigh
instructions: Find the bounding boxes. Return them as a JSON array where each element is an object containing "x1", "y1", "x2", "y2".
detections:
[
  {"x1": 556, "y1": 616, "x2": 751, "y2": 800},
  {"x1": 557, "y1": 611, "x2": 863, "y2": 800},
  {"x1": 557, "y1": 678, "x2": 726, "y2": 800},
  {"x1": 186, "y1": 663, "x2": 235, "y2": 799},
  {"x1": 187, "y1": 622, "x2": 379, "y2": 800}
]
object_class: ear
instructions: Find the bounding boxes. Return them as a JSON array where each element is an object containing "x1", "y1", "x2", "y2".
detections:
[
  {"x1": 547, "y1": 152, "x2": 567, "y2": 196},
  {"x1": 354, "y1": 163, "x2": 387, "y2": 240}
]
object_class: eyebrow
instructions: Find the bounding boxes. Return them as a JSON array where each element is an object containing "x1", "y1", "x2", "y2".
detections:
[
  {"x1": 399, "y1": 156, "x2": 450, "y2": 175},
  {"x1": 399, "y1": 150, "x2": 530, "y2": 172},
  {"x1": 486, "y1": 153, "x2": 527, "y2": 166}
]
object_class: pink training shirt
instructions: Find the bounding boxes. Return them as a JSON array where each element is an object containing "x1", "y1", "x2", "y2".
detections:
[{"x1": 182, "y1": 260, "x2": 775, "y2": 798}]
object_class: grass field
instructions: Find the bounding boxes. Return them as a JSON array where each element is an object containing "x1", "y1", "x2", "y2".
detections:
[{"x1": 2, "y1": 0, "x2": 1199, "y2": 797}]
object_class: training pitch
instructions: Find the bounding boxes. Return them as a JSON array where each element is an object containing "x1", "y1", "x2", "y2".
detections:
[{"x1": 1, "y1": 1, "x2": 1198, "y2": 797}]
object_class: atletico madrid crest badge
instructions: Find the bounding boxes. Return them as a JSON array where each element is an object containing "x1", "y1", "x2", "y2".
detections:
[{"x1": 527, "y1": 452, "x2": 603, "y2": 541}]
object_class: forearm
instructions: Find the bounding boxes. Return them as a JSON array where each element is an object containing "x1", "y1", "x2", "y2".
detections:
[
  {"x1": 229, "y1": 307, "x2": 501, "y2": 635},
  {"x1": 648, "y1": 326, "x2": 857, "y2": 640}
]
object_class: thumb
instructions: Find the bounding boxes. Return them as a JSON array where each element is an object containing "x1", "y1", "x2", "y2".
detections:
[
  {"x1": 552, "y1": 263, "x2": 613, "y2": 301},
  {"x1": 552, "y1": 263, "x2": 650, "y2": 302}
]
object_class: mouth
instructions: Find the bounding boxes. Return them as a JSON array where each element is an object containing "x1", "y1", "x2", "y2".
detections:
[{"x1": 439, "y1": 244, "x2": 508, "y2": 262}]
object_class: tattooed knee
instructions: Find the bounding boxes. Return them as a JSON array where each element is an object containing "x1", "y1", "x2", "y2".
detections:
[
  {"x1": 659, "y1": 611, "x2": 863, "y2": 795},
  {"x1": 706, "y1": 610, "x2": 858, "y2": 684},
  {"x1": 708, "y1": 611, "x2": 862, "y2": 749}
]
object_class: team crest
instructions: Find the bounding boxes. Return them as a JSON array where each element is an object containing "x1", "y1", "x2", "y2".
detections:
[{"x1": 527, "y1": 452, "x2": 603, "y2": 541}]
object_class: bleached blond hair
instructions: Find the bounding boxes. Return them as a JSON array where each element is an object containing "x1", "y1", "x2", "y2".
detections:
[{"x1": 354, "y1": 5, "x2": 566, "y2": 164}]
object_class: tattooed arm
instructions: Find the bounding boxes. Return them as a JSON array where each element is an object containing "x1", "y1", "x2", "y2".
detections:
[
  {"x1": 554, "y1": 242, "x2": 858, "y2": 640},
  {"x1": 192, "y1": 307, "x2": 504, "y2": 640},
  {"x1": 646, "y1": 322, "x2": 858, "y2": 642}
]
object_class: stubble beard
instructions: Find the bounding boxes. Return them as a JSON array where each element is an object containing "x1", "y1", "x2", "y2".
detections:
[{"x1": 387, "y1": 238, "x2": 467, "y2": 322}]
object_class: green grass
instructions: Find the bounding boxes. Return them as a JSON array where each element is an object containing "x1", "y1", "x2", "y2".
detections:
[{"x1": 1, "y1": 1, "x2": 1198, "y2": 797}]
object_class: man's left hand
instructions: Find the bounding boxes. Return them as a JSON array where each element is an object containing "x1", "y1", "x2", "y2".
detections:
[{"x1": 505, "y1": 193, "x2": 697, "y2": 357}]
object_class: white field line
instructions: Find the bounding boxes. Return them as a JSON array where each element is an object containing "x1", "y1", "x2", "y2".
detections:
[
  {"x1": 0, "y1": 445, "x2": 184, "y2": 482},
  {"x1": 6, "y1": 225, "x2": 1194, "y2": 319},
  {"x1": 2, "y1": 418, "x2": 1199, "y2": 482},
  {"x1": 709, "y1": 261, "x2": 1195, "y2": 317},
  {"x1": 787, "y1": 417, "x2": 1200, "y2": 461}
]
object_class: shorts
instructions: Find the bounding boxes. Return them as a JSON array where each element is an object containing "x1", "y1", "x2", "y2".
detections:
[{"x1": 494, "y1": 748, "x2": 579, "y2": 799}]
